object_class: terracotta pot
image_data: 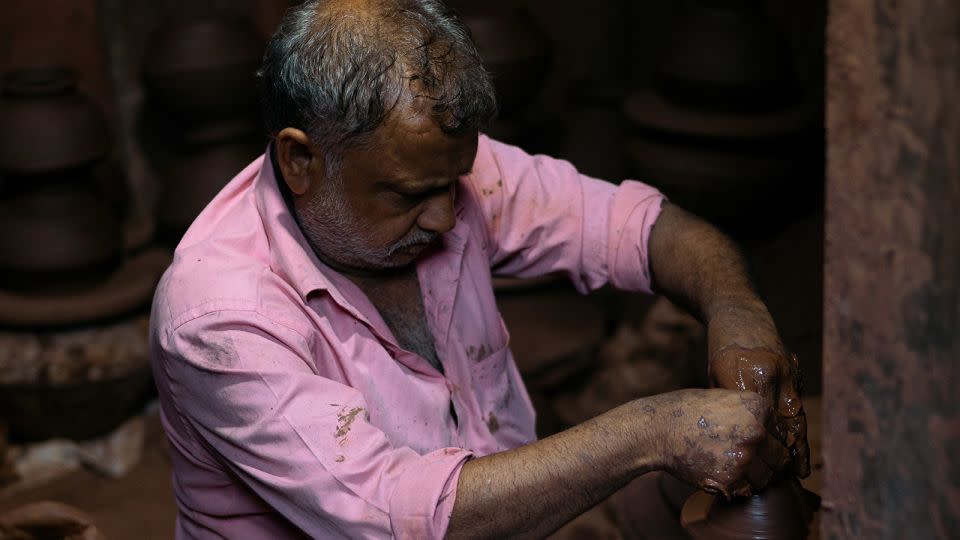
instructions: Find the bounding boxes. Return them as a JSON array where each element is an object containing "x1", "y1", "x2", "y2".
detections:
[
  {"x1": 0, "y1": 248, "x2": 171, "y2": 328},
  {"x1": 624, "y1": 135, "x2": 802, "y2": 226},
  {"x1": 0, "y1": 366, "x2": 152, "y2": 442},
  {"x1": 622, "y1": 89, "x2": 818, "y2": 233},
  {"x1": 654, "y1": 0, "x2": 796, "y2": 112},
  {"x1": 0, "y1": 186, "x2": 123, "y2": 295},
  {"x1": 143, "y1": 18, "x2": 263, "y2": 144},
  {"x1": 0, "y1": 67, "x2": 109, "y2": 174},
  {"x1": 455, "y1": 6, "x2": 551, "y2": 117},
  {"x1": 681, "y1": 477, "x2": 820, "y2": 540},
  {"x1": 158, "y1": 142, "x2": 262, "y2": 242}
]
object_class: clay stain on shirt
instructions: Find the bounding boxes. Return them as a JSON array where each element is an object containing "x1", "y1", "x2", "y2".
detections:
[
  {"x1": 336, "y1": 406, "x2": 365, "y2": 439},
  {"x1": 466, "y1": 344, "x2": 489, "y2": 362},
  {"x1": 486, "y1": 412, "x2": 500, "y2": 433}
]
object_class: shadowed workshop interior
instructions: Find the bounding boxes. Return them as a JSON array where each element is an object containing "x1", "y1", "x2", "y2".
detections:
[{"x1": 0, "y1": 0, "x2": 956, "y2": 538}]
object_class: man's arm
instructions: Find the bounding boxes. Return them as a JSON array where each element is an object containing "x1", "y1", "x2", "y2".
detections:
[
  {"x1": 447, "y1": 388, "x2": 774, "y2": 539},
  {"x1": 647, "y1": 202, "x2": 810, "y2": 477}
]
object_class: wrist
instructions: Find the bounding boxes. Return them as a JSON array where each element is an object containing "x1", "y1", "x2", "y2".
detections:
[
  {"x1": 706, "y1": 299, "x2": 785, "y2": 357},
  {"x1": 623, "y1": 395, "x2": 675, "y2": 474}
]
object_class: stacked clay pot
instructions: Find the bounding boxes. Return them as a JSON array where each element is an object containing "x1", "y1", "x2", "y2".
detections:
[
  {"x1": 0, "y1": 68, "x2": 162, "y2": 445},
  {"x1": 0, "y1": 68, "x2": 123, "y2": 296},
  {"x1": 623, "y1": 0, "x2": 818, "y2": 234},
  {"x1": 450, "y1": 2, "x2": 553, "y2": 148},
  {"x1": 142, "y1": 18, "x2": 265, "y2": 243}
]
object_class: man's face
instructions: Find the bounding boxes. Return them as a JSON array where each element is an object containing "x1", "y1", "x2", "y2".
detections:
[{"x1": 294, "y1": 107, "x2": 478, "y2": 274}]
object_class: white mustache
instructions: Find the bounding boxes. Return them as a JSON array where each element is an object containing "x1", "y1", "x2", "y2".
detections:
[{"x1": 389, "y1": 229, "x2": 439, "y2": 254}]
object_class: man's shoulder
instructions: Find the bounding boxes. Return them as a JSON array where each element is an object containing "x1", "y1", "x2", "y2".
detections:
[{"x1": 152, "y1": 239, "x2": 268, "y2": 331}]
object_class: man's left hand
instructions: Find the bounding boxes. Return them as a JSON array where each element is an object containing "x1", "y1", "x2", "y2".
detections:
[{"x1": 709, "y1": 345, "x2": 811, "y2": 480}]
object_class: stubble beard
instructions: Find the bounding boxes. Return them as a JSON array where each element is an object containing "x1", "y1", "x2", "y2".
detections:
[{"x1": 296, "y1": 185, "x2": 438, "y2": 273}]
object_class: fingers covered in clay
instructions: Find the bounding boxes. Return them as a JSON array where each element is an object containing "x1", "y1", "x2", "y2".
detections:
[
  {"x1": 655, "y1": 388, "x2": 776, "y2": 500},
  {"x1": 710, "y1": 346, "x2": 810, "y2": 478}
]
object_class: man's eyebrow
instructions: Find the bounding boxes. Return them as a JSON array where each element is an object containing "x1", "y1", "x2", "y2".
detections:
[{"x1": 391, "y1": 169, "x2": 471, "y2": 191}]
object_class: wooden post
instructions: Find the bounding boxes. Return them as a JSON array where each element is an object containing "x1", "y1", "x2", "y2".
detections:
[{"x1": 823, "y1": 1, "x2": 960, "y2": 539}]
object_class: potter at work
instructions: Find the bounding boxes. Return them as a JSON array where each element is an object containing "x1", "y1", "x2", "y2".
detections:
[{"x1": 149, "y1": 1, "x2": 809, "y2": 538}]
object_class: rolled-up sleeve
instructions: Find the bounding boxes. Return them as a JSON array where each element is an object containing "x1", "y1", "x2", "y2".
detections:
[
  {"x1": 157, "y1": 309, "x2": 471, "y2": 539},
  {"x1": 465, "y1": 135, "x2": 665, "y2": 294}
]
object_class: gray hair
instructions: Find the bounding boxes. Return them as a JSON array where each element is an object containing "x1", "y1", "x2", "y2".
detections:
[{"x1": 257, "y1": 0, "x2": 497, "y2": 171}]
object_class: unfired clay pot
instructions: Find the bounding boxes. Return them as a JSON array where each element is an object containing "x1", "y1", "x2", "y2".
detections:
[
  {"x1": 454, "y1": 5, "x2": 551, "y2": 117},
  {"x1": 0, "y1": 68, "x2": 109, "y2": 174},
  {"x1": 157, "y1": 142, "x2": 261, "y2": 242},
  {"x1": 143, "y1": 18, "x2": 263, "y2": 144},
  {"x1": 0, "y1": 186, "x2": 123, "y2": 295},
  {"x1": 622, "y1": 0, "x2": 816, "y2": 235},
  {"x1": 0, "y1": 366, "x2": 152, "y2": 443},
  {"x1": 681, "y1": 477, "x2": 820, "y2": 540},
  {"x1": 655, "y1": 0, "x2": 795, "y2": 112}
]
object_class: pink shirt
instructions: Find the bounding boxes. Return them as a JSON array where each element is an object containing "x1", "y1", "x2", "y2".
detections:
[{"x1": 150, "y1": 135, "x2": 664, "y2": 539}]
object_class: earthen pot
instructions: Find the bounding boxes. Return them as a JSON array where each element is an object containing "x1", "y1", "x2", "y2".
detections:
[
  {"x1": 0, "y1": 67, "x2": 109, "y2": 174},
  {"x1": 454, "y1": 5, "x2": 551, "y2": 117},
  {"x1": 158, "y1": 142, "x2": 261, "y2": 242},
  {"x1": 655, "y1": 0, "x2": 795, "y2": 112},
  {"x1": 0, "y1": 366, "x2": 152, "y2": 443},
  {"x1": 0, "y1": 185, "x2": 123, "y2": 295},
  {"x1": 143, "y1": 18, "x2": 263, "y2": 144},
  {"x1": 681, "y1": 477, "x2": 820, "y2": 540}
]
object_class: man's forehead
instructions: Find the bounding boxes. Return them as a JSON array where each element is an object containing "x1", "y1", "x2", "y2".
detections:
[{"x1": 369, "y1": 108, "x2": 478, "y2": 184}]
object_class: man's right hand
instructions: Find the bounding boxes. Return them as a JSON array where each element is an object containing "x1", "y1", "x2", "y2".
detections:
[
  {"x1": 652, "y1": 388, "x2": 788, "y2": 499},
  {"x1": 448, "y1": 387, "x2": 789, "y2": 539}
]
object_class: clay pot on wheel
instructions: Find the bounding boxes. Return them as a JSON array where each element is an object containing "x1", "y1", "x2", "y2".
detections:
[
  {"x1": 681, "y1": 477, "x2": 820, "y2": 540},
  {"x1": 0, "y1": 186, "x2": 123, "y2": 295},
  {"x1": 143, "y1": 18, "x2": 263, "y2": 145},
  {"x1": 0, "y1": 67, "x2": 109, "y2": 175}
]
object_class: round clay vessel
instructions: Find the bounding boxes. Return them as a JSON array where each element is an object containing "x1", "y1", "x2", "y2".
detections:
[
  {"x1": 143, "y1": 18, "x2": 263, "y2": 143},
  {"x1": 0, "y1": 67, "x2": 109, "y2": 174},
  {"x1": 158, "y1": 142, "x2": 261, "y2": 242},
  {"x1": 654, "y1": 0, "x2": 796, "y2": 112},
  {"x1": 453, "y1": 5, "x2": 551, "y2": 116},
  {"x1": 0, "y1": 185, "x2": 123, "y2": 295},
  {"x1": 681, "y1": 477, "x2": 820, "y2": 540},
  {"x1": 0, "y1": 366, "x2": 153, "y2": 442}
]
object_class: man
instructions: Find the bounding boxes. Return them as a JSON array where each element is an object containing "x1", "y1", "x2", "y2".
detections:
[{"x1": 150, "y1": 0, "x2": 810, "y2": 538}]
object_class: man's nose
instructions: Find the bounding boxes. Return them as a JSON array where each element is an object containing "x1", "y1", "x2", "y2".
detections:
[{"x1": 417, "y1": 190, "x2": 456, "y2": 235}]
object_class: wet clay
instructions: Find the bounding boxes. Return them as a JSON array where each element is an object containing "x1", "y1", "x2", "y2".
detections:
[{"x1": 682, "y1": 476, "x2": 819, "y2": 540}]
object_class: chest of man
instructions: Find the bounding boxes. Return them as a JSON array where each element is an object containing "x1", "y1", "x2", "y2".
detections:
[
  {"x1": 299, "y1": 227, "x2": 536, "y2": 457},
  {"x1": 353, "y1": 270, "x2": 443, "y2": 372}
]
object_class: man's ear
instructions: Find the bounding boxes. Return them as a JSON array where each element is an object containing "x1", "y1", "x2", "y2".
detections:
[{"x1": 275, "y1": 128, "x2": 326, "y2": 196}]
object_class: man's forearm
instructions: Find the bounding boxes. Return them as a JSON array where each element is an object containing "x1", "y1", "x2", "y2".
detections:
[
  {"x1": 647, "y1": 202, "x2": 784, "y2": 354},
  {"x1": 445, "y1": 399, "x2": 660, "y2": 539}
]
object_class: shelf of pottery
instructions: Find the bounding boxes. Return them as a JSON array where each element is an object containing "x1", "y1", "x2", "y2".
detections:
[
  {"x1": 0, "y1": 66, "x2": 167, "y2": 491},
  {"x1": 0, "y1": 16, "x2": 268, "y2": 492}
]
